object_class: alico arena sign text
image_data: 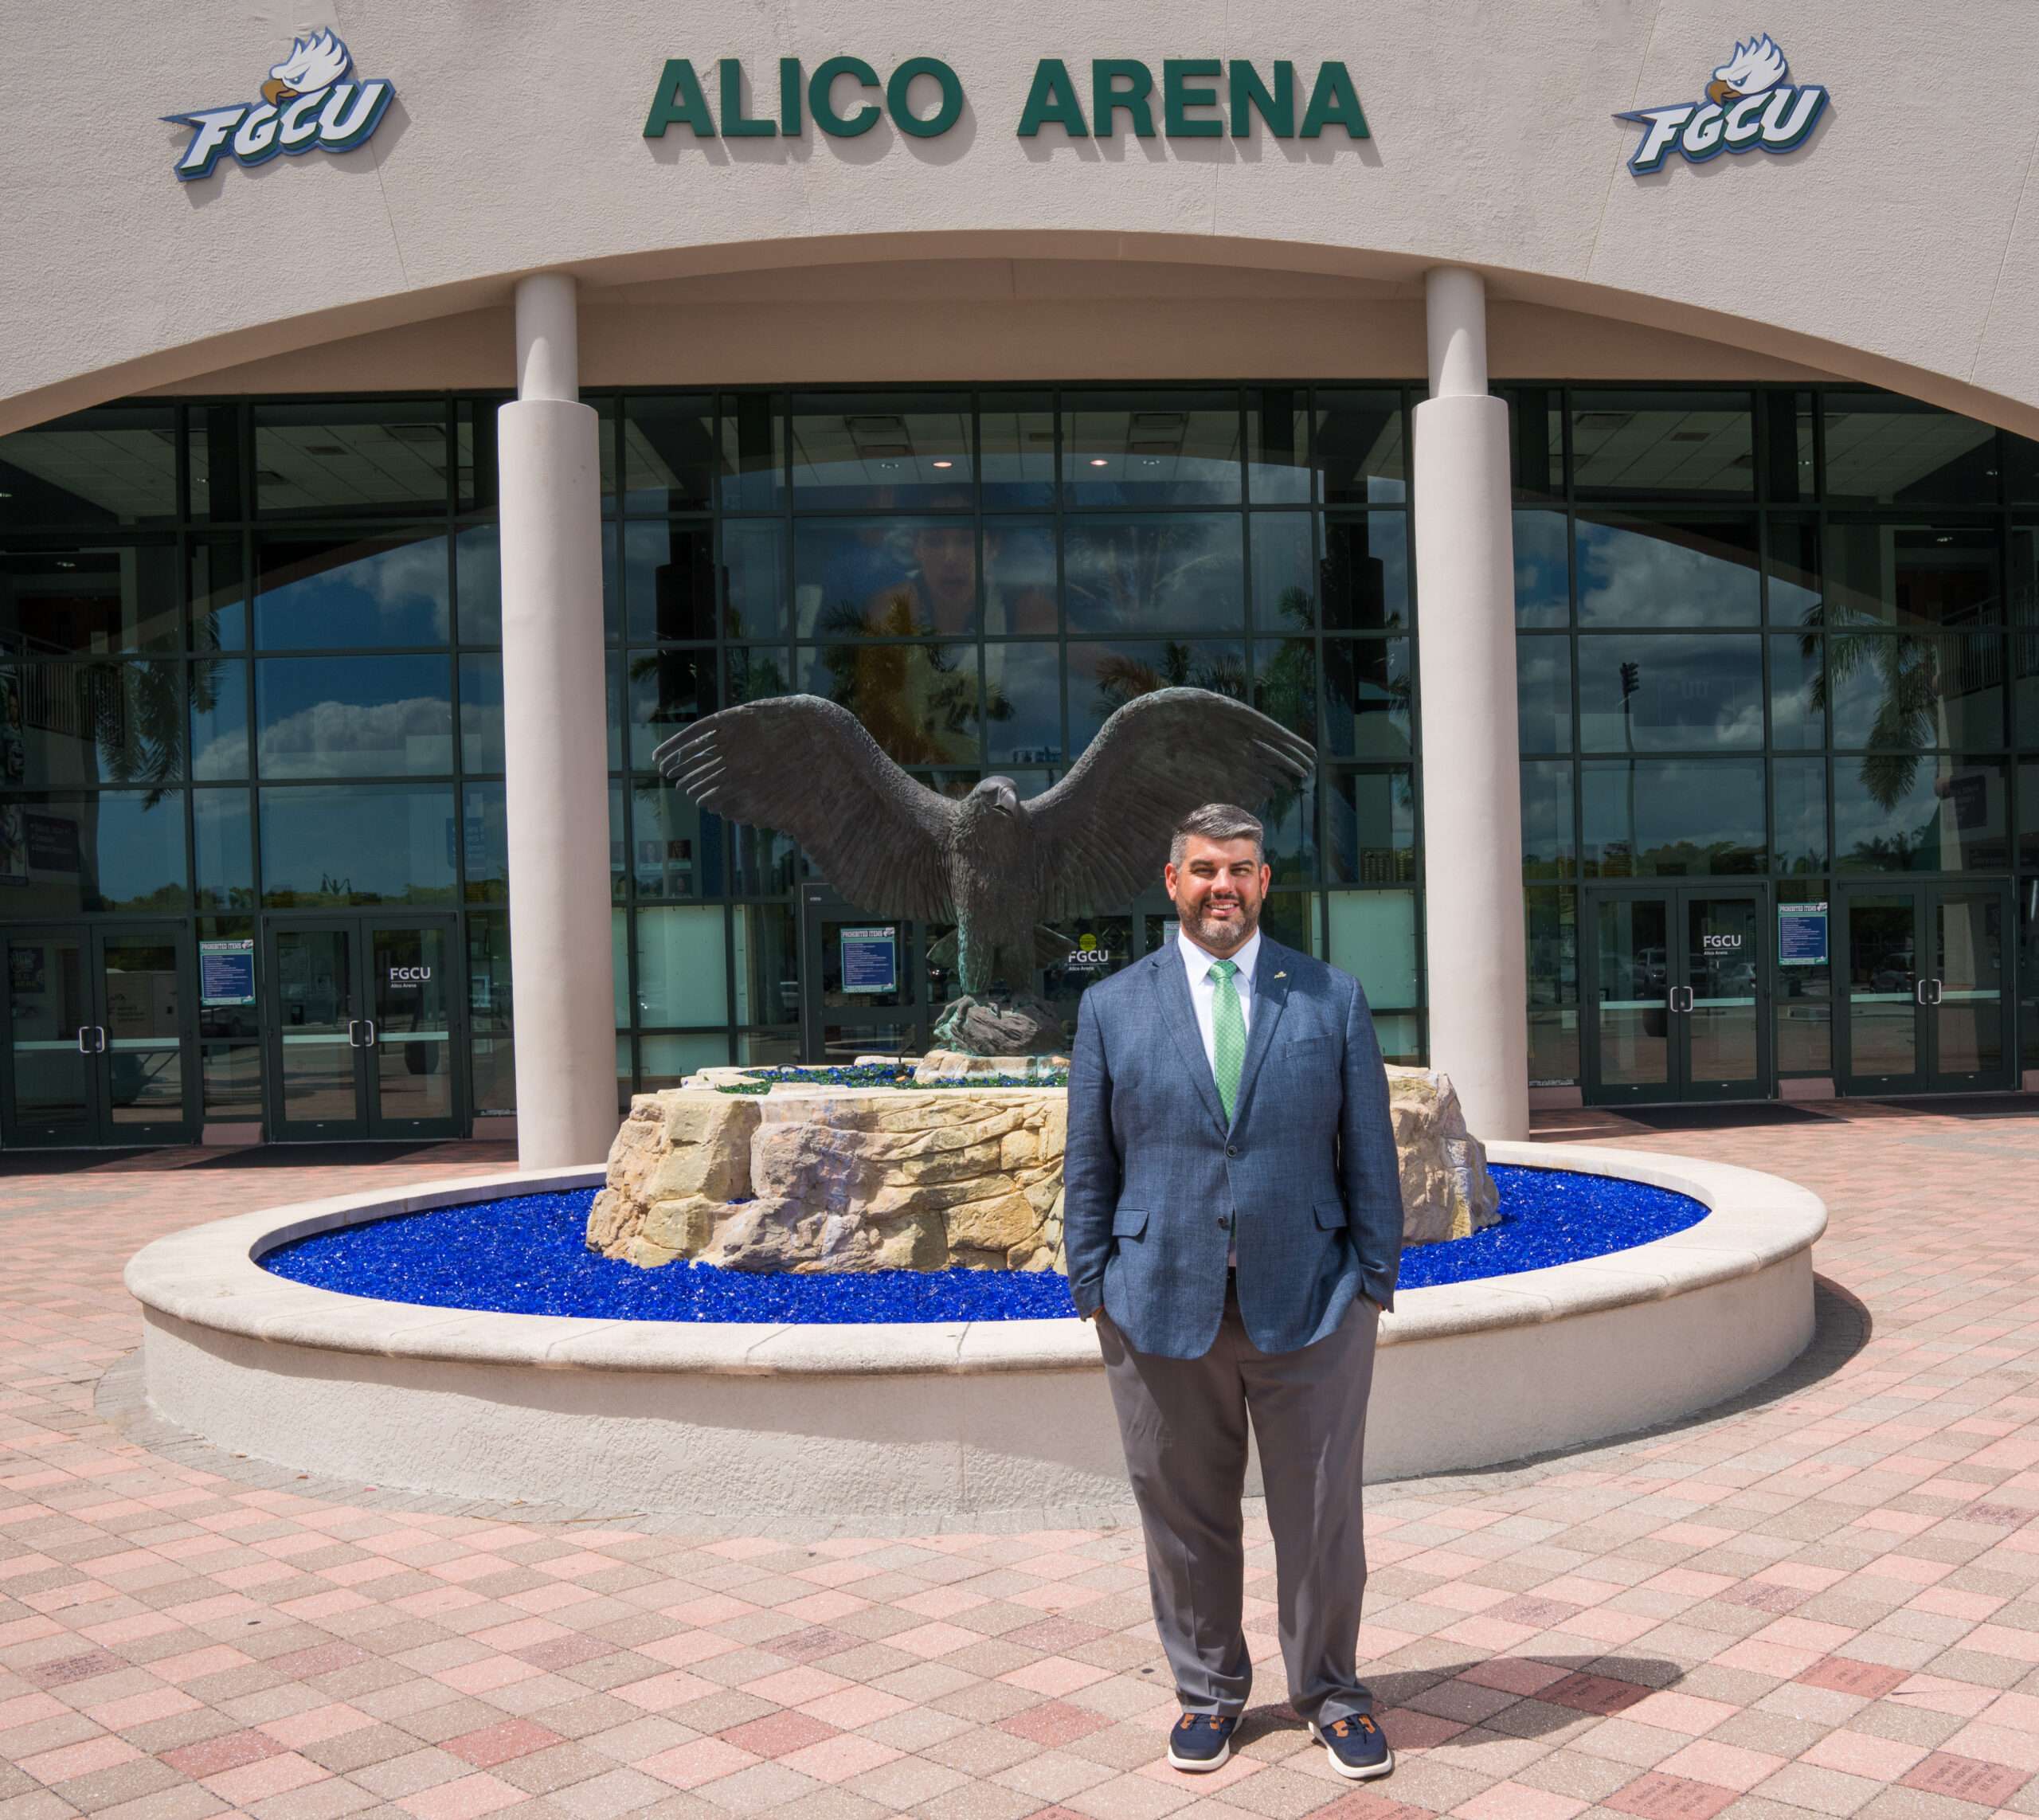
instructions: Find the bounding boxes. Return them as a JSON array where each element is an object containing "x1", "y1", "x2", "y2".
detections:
[{"x1": 644, "y1": 57, "x2": 1369, "y2": 141}]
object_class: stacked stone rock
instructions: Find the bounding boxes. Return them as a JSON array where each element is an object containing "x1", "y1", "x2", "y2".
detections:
[{"x1": 588, "y1": 1064, "x2": 1497, "y2": 1274}]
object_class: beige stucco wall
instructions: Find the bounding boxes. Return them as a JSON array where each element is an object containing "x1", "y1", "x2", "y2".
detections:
[
  {"x1": 4, "y1": 1, "x2": 2034, "y2": 425},
  {"x1": 137, "y1": 269, "x2": 1841, "y2": 395}
]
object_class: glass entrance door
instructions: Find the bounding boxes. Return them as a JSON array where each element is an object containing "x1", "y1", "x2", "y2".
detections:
[
  {"x1": 3, "y1": 924, "x2": 196, "y2": 1148},
  {"x1": 96, "y1": 928, "x2": 194, "y2": 1142},
  {"x1": 799, "y1": 887, "x2": 925, "y2": 1063},
  {"x1": 366, "y1": 922, "x2": 457, "y2": 1131},
  {"x1": 1584, "y1": 886, "x2": 1770, "y2": 1104},
  {"x1": 1840, "y1": 885, "x2": 2012, "y2": 1094},
  {"x1": 265, "y1": 917, "x2": 464, "y2": 1140},
  {"x1": 1683, "y1": 892, "x2": 1766, "y2": 1098}
]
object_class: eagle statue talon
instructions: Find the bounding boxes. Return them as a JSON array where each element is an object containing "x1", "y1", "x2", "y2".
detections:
[{"x1": 652, "y1": 687, "x2": 1316, "y2": 1057}]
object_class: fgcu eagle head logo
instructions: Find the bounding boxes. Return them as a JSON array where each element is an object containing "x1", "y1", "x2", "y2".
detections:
[
  {"x1": 166, "y1": 29, "x2": 394, "y2": 181},
  {"x1": 1618, "y1": 35, "x2": 1827, "y2": 174}
]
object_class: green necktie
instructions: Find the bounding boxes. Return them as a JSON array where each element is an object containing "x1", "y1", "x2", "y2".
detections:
[{"x1": 1208, "y1": 959, "x2": 1245, "y2": 1124}]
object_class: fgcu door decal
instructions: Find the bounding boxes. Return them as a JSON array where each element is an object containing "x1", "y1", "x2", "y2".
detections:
[
  {"x1": 167, "y1": 29, "x2": 395, "y2": 181},
  {"x1": 1618, "y1": 36, "x2": 1827, "y2": 174}
]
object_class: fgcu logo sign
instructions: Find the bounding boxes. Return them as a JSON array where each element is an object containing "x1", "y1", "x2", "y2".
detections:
[
  {"x1": 1618, "y1": 35, "x2": 1827, "y2": 174},
  {"x1": 166, "y1": 29, "x2": 394, "y2": 181}
]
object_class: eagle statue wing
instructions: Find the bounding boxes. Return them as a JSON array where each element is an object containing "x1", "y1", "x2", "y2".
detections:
[
  {"x1": 655, "y1": 697, "x2": 960, "y2": 921},
  {"x1": 1024, "y1": 688, "x2": 1315, "y2": 918}
]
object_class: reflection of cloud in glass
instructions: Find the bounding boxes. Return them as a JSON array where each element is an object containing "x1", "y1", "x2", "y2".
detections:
[
  {"x1": 1513, "y1": 510, "x2": 1568, "y2": 625},
  {"x1": 1575, "y1": 519, "x2": 1759, "y2": 628},
  {"x1": 1578, "y1": 636, "x2": 1763, "y2": 751},
  {"x1": 1516, "y1": 636, "x2": 1571, "y2": 753},
  {"x1": 256, "y1": 696, "x2": 452, "y2": 777},
  {"x1": 257, "y1": 537, "x2": 450, "y2": 647}
]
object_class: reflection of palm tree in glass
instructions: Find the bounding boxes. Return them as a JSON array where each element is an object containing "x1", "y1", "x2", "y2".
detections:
[
  {"x1": 1072, "y1": 521, "x2": 1231, "y2": 629},
  {"x1": 87, "y1": 660, "x2": 205, "y2": 808},
  {"x1": 1091, "y1": 643, "x2": 1244, "y2": 722},
  {"x1": 1802, "y1": 602, "x2": 1947, "y2": 867},
  {"x1": 816, "y1": 595, "x2": 1012, "y2": 765}
]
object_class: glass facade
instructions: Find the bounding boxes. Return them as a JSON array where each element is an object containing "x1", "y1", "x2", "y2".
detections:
[
  {"x1": 4, "y1": 378, "x2": 2036, "y2": 1137},
  {"x1": 1508, "y1": 383, "x2": 2039, "y2": 1093},
  {"x1": 0, "y1": 386, "x2": 1424, "y2": 1139}
]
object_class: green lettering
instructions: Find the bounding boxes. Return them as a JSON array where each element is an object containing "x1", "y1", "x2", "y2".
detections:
[
  {"x1": 1016, "y1": 58, "x2": 1088, "y2": 136},
  {"x1": 780, "y1": 57, "x2": 803, "y2": 134},
  {"x1": 1092, "y1": 60, "x2": 1156, "y2": 137},
  {"x1": 1163, "y1": 60, "x2": 1221, "y2": 137},
  {"x1": 1229, "y1": 60, "x2": 1294, "y2": 138},
  {"x1": 643, "y1": 58, "x2": 715, "y2": 138},
  {"x1": 1299, "y1": 61, "x2": 1368, "y2": 139},
  {"x1": 886, "y1": 57, "x2": 965, "y2": 138},
  {"x1": 810, "y1": 55, "x2": 882, "y2": 135},
  {"x1": 718, "y1": 58, "x2": 773, "y2": 136}
]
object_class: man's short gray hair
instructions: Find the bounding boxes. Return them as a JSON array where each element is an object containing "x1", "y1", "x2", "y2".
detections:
[{"x1": 1169, "y1": 804, "x2": 1265, "y2": 869}]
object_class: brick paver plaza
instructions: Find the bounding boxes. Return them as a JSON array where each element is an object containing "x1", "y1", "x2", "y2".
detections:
[{"x1": 5, "y1": 1106, "x2": 2039, "y2": 1820}]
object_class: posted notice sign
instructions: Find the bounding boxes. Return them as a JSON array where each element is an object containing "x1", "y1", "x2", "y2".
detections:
[
  {"x1": 841, "y1": 926, "x2": 898, "y2": 994},
  {"x1": 200, "y1": 937, "x2": 256, "y2": 1005},
  {"x1": 1778, "y1": 902, "x2": 1828, "y2": 966}
]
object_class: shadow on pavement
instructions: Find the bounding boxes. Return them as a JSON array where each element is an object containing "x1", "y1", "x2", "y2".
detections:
[{"x1": 1231, "y1": 1654, "x2": 1686, "y2": 1743}]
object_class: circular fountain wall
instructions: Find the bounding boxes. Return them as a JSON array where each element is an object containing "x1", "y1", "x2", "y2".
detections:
[{"x1": 123, "y1": 1145, "x2": 1826, "y2": 1522}]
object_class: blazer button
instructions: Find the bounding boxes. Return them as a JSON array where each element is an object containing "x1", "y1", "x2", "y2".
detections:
[
  {"x1": 1217, "y1": 1215, "x2": 1231, "y2": 1231},
  {"x1": 1225, "y1": 1144, "x2": 1240, "y2": 1157}
]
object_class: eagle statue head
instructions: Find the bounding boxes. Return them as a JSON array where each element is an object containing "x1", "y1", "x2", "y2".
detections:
[
  {"x1": 260, "y1": 29, "x2": 351, "y2": 105},
  {"x1": 1704, "y1": 34, "x2": 1788, "y2": 104},
  {"x1": 961, "y1": 776, "x2": 1023, "y2": 820}
]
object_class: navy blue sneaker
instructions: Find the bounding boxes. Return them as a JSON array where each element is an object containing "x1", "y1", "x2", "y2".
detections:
[
  {"x1": 1165, "y1": 1712, "x2": 1239, "y2": 1771},
  {"x1": 1311, "y1": 1711, "x2": 1393, "y2": 1779}
]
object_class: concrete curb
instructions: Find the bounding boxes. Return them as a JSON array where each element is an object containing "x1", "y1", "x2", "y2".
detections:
[{"x1": 123, "y1": 1145, "x2": 1826, "y2": 1517}]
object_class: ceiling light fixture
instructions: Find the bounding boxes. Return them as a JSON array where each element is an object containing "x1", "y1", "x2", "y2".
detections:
[{"x1": 1089, "y1": 457, "x2": 1108, "y2": 468}]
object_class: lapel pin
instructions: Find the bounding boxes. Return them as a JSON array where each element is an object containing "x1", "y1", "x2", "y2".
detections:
[{"x1": 1274, "y1": 971, "x2": 1286, "y2": 979}]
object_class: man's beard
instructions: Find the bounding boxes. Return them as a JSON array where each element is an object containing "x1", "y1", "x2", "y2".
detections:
[{"x1": 1183, "y1": 894, "x2": 1260, "y2": 951}]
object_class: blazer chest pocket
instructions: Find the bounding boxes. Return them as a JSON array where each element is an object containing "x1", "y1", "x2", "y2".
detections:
[{"x1": 1111, "y1": 1207, "x2": 1150, "y2": 1239}]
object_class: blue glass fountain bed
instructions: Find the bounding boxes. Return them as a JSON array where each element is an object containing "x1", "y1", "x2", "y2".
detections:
[{"x1": 259, "y1": 1165, "x2": 1706, "y2": 1323}]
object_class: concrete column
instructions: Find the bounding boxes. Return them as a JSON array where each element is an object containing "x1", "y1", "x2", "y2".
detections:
[
  {"x1": 1411, "y1": 268, "x2": 1529, "y2": 1139},
  {"x1": 498, "y1": 273, "x2": 616, "y2": 1164}
]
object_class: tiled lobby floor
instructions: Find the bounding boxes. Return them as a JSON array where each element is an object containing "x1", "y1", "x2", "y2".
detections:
[{"x1": 5, "y1": 1110, "x2": 2039, "y2": 1820}]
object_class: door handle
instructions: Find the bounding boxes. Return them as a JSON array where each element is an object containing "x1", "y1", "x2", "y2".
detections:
[
  {"x1": 94, "y1": 1027, "x2": 108, "y2": 1054},
  {"x1": 1924, "y1": 978, "x2": 1944, "y2": 1006},
  {"x1": 76, "y1": 1027, "x2": 92, "y2": 1054},
  {"x1": 1666, "y1": 987, "x2": 1693, "y2": 1014},
  {"x1": 362, "y1": 1020, "x2": 377, "y2": 1047},
  {"x1": 346, "y1": 1019, "x2": 363, "y2": 1048}
]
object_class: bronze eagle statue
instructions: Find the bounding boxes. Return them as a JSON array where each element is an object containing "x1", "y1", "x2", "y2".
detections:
[{"x1": 654, "y1": 688, "x2": 1315, "y2": 1000}]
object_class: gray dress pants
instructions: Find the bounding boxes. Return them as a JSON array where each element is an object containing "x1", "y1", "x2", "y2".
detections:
[{"x1": 1097, "y1": 1284, "x2": 1380, "y2": 1722}]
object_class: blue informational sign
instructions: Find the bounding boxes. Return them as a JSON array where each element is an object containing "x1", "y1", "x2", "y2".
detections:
[
  {"x1": 1778, "y1": 902, "x2": 1828, "y2": 966},
  {"x1": 200, "y1": 937, "x2": 257, "y2": 1005},
  {"x1": 841, "y1": 926, "x2": 898, "y2": 995}
]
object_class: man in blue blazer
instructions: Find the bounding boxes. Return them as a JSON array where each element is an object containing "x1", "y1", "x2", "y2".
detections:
[{"x1": 1064, "y1": 803, "x2": 1404, "y2": 1781}]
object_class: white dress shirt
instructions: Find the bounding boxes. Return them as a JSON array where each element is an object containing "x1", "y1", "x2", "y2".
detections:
[
  {"x1": 1177, "y1": 925, "x2": 1260, "y2": 1070},
  {"x1": 1178, "y1": 926, "x2": 1260, "y2": 1269}
]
